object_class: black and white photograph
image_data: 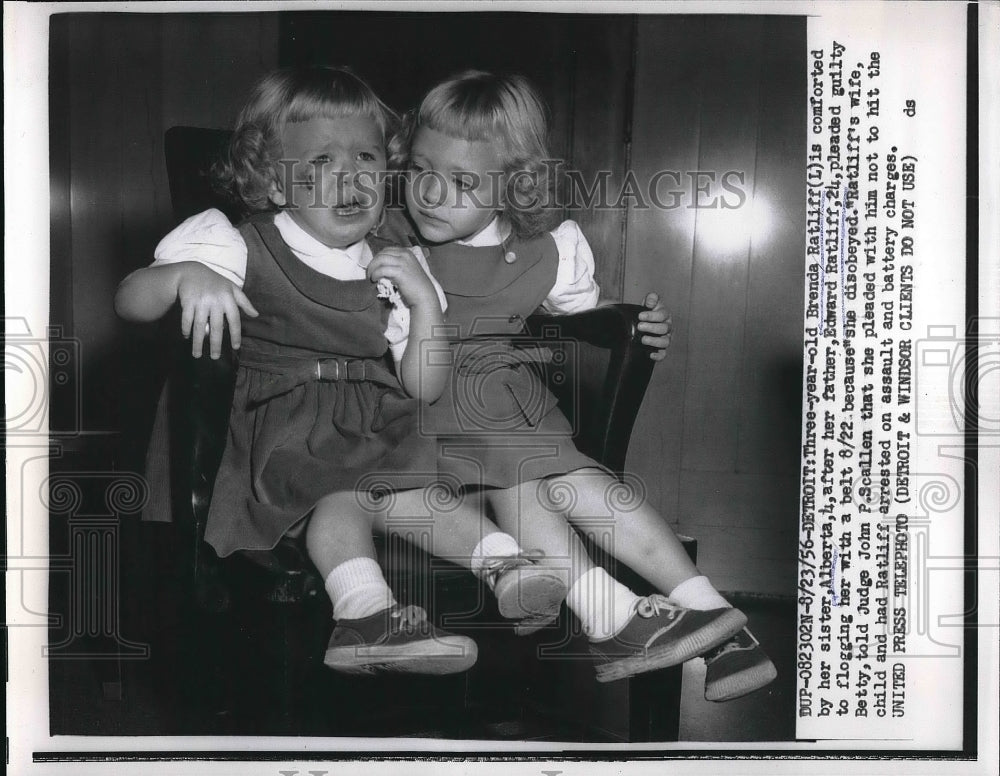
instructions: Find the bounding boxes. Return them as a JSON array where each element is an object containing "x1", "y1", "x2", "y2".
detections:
[{"x1": 5, "y1": 1, "x2": 997, "y2": 773}]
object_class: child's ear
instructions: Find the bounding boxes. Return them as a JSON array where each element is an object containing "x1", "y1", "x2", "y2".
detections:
[{"x1": 267, "y1": 178, "x2": 286, "y2": 208}]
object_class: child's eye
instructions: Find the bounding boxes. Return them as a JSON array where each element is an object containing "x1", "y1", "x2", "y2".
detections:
[
  {"x1": 312, "y1": 154, "x2": 332, "y2": 165},
  {"x1": 410, "y1": 163, "x2": 426, "y2": 174},
  {"x1": 454, "y1": 174, "x2": 477, "y2": 192},
  {"x1": 358, "y1": 151, "x2": 377, "y2": 162}
]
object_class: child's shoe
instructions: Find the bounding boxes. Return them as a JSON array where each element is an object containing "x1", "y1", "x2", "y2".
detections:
[
  {"x1": 703, "y1": 627, "x2": 777, "y2": 701},
  {"x1": 481, "y1": 550, "x2": 567, "y2": 635},
  {"x1": 589, "y1": 594, "x2": 746, "y2": 683},
  {"x1": 324, "y1": 604, "x2": 477, "y2": 675}
]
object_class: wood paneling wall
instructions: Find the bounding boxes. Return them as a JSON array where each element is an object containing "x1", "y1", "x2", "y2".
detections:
[
  {"x1": 624, "y1": 17, "x2": 805, "y2": 594},
  {"x1": 50, "y1": 13, "x2": 279, "y2": 465}
]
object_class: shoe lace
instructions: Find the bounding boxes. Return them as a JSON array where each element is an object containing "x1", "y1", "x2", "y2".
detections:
[
  {"x1": 634, "y1": 593, "x2": 681, "y2": 621},
  {"x1": 389, "y1": 605, "x2": 428, "y2": 634},
  {"x1": 481, "y1": 549, "x2": 546, "y2": 589}
]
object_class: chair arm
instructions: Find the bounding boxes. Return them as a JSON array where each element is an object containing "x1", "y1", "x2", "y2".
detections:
[
  {"x1": 168, "y1": 341, "x2": 237, "y2": 610},
  {"x1": 526, "y1": 304, "x2": 655, "y2": 474}
]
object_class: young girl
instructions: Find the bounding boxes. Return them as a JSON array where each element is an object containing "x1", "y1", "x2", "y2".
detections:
[
  {"x1": 389, "y1": 70, "x2": 777, "y2": 699},
  {"x1": 116, "y1": 67, "x2": 568, "y2": 676}
]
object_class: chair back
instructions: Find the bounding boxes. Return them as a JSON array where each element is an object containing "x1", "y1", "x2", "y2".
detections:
[{"x1": 164, "y1": 126, "x2": 244, "y2": 223}]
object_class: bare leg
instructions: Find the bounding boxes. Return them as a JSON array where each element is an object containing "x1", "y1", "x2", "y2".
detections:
[
  {"x1": 306, "y1": 486, "x2": 504, "y2": 575},
  {"x1": 307, "y1": 486, "x2": 572, "y2": 627},
  {"x1": 306, "y1": 491, "x2": 379, "y2": 579},
  {"x1": 486, "y1": 481, "x2": 597, "y2": 586},
  {"x1": 369, "y1": 486, "x2": 496, "y2": 571},
  {"x1": 537, "y1": 468, "x2": 701, "y2": 594}
]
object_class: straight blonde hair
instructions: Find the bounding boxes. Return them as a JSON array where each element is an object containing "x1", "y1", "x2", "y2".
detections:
[{"x1": 391, "y1": 71, "x2": 556, "y2": 239}]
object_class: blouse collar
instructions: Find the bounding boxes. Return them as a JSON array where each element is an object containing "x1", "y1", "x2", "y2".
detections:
[
  {"x1": 274, "y1": 210, "x2": 370, "y2": 268},
  {"x1": 456, "y1": 216, "x2": 510, "y2": 248}
]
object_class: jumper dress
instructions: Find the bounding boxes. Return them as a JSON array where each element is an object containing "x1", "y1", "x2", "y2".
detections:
[
  {"x1": 419, "y1": 232, "x2": 603, "y2": 489},
  {"x1": 203, "y1": 217, "x2": 438, "y2": 557}
]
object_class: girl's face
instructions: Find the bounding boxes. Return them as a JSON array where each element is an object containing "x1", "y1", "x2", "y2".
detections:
[
  {"x1": 406, "y1": 127, "x2": 503, "y2": 244},
  {"x1": 270, "y1": 115, "x2": 385, "y2": 248}
]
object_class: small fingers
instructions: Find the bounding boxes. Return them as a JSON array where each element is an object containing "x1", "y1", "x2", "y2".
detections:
[
  {"x1": 208, "y1": 307, "x2": 225, "y2": 360},
  {"x1": 370, "y1": 248, "x2": 412, "y2": 273},
  {"x1": 190, "y1": 306, "x2": 209, "y2": 358},
  {"x1": 637, "y1": 320, "x2": 670, "y2": 336},
  {"x1": 638, "y1": 306, "x2": 669, "y2": 323},
  {"x1": 180, "y1": 303, "x2": 195, "y2": 339},
  {"x1": 224, "y1": 298, "x2": 242, "y2": 352},
  {"x1": 366, "y1": 254, "x2": 397, "y2": 281},
  {"x1": 234, "y1": 287, "x2": 259, "y2": 318}
]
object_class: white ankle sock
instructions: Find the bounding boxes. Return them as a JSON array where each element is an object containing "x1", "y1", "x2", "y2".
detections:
[
  {"x1": 470, "y1": 532, "x2": 522, "y2": 589},
  {"x1": 669, "y1": 575, "x2": 731, "y2": 611},
  {"x1": 324, "y1": 557, "x2": 396, "y2": 621},
  {"x1": 565, "y1": 567, "x2": 641, "y2": 641}
]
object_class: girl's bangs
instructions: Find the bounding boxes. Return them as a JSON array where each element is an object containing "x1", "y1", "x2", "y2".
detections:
[
  {"x1": 420, "y1": 102, "x2": 499, "y2": 145},
  {"x1": 283, "y1": 88, "x2": 391, "y2": 139}
]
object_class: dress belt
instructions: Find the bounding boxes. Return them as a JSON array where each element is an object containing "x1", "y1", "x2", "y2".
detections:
[{"x1": 238, "y1": 349, "x2": 400, "y2": 405}]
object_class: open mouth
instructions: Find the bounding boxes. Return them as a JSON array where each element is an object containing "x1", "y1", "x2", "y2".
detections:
[
  {"x1": 331, "y1": 201, "x2": 363, "y2": 217},
  {"x1": 330, "y1": 195, "x2": 368, "y2": 217}
]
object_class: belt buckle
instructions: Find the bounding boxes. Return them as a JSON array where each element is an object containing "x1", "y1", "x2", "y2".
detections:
[
  {"x1": 345, "y1": 360, "x2": 367, "y2": 381},
  {"x1": 316, "y1": 359, "x2": 340, "y2": 381}
]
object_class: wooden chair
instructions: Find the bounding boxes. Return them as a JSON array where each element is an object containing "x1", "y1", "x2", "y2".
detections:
[{"x1": 158, "y1": 125, "x2": 692, "y2": 741}]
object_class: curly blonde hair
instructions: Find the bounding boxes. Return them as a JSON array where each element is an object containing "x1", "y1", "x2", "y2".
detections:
[
  {"x1": 389, "y1": 71, "x2": 557, "y2": 240},
  {"x1": 214, "y1": 67, "x2": 398, "y2": 212}
]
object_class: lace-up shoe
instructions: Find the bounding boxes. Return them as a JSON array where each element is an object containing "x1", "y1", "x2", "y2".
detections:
[
  {"x1": 481, "y1": 550, "x2": 567, "y2": 635},
  {"x1": 324, "y1": 604, "x2": 477, "y2": 675},
  {"x1": 703, "y1": 627, "x2": 777, "y2": 701},
  {"x1": 589, "y1": 595, "x2": 746, "y2": 682}
]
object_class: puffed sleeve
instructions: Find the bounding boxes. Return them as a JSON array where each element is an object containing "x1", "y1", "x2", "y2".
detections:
[
  {"x1": 384, "y1": 246, "x2": 449, "y2": 362},
  {"x1": 540, "y1": 220, "x2": 601, "y2": 314},
  {"x1": 151, "y1": 208, "x2": 248, "y2": 287}
]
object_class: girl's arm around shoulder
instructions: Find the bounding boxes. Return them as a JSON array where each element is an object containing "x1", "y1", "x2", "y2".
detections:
[
  {"x1": 541, "y1": 219, "x2": 601, "y2": 314},
  {"x1": 542, "y1": 220, "x2": 672, "y2": 361},
  {"x1": 113, "y1": 209, "x2": 257, "y2": 359}
]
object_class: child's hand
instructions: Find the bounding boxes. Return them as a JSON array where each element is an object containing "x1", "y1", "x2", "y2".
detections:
[
  {"x1": 176, "y1": 263, "x2": 259, "y2": 359},
  {"x1": 367, "y1": 247, "x2": 439, "y2": 311},
  {"x1": 637, "y1": 292, "x2": 672, "y2": 362}
]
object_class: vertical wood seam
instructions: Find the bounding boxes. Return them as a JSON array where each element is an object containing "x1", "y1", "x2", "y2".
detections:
[{"x1": 618, "y1": 14, "x2": 639, "y2": 303}]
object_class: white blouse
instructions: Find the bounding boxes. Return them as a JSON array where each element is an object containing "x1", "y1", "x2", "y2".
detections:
[{"x1": 151, "y1": 209, "x2": 447, "y2": 361}]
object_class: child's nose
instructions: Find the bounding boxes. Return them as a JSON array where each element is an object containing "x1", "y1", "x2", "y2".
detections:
[
  {"x1": 312, "y1": 152, "x2": 353, "y2": 182},
  {"x1": 416, "y1": 171, "x2": 444, "y2": 208},
  {"x1": 320, "y1": 156, "x2": 359, "y2": 197}
]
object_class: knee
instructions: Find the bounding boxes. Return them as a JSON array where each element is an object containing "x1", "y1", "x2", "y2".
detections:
[
  {"x1": 544, "y1": 469, "x2": 617, "y2": 515},
  {"x1": 307, "y1": 492, "x2": 369, "y2": 541}
]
